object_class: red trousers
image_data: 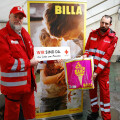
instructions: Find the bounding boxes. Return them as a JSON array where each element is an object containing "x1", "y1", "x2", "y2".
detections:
[
  {"x1": 89, "y1": 68, "x2": 111, "y2": 120},
  {"x1": 4, "y1": 91, "x2": 35, "y2": 120}
]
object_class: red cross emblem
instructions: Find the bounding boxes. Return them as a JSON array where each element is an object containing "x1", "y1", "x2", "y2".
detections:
[{"x1": 65, "y1": 50, "x2": 68, "y2": 54}]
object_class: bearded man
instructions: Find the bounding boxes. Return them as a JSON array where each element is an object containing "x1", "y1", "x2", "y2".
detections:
[{"x1": 0, "y1": 6, "x2": 39, "y2": 120}]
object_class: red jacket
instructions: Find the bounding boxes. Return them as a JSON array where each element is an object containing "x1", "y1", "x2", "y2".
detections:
[
  {"x1": 84, "y1": 28, "x2": 118, "y2": 74},
  {"x1": 0, "y1": 22, "x2": 36, "y2": 95}
]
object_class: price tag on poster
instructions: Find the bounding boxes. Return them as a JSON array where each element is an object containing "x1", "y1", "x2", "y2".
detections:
[{"x1": 34, "y1": 47, "x2": 71, "y2": 61}]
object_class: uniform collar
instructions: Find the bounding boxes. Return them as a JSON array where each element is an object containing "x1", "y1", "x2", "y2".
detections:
[{"x1": 97, "y1": 28, "x2": 110, "y2": 37}]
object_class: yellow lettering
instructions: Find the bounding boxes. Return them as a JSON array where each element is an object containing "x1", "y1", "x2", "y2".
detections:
[
  {"x1": 71, "y1": 6, "x2": 75, "y2": 15},
  {"x1": 66, "y1": 6, "x2": 70, "y2": 14},
  {"x1": 55, "y1": 5, "x2": 83, "y2": 15},
  {"x1": 55, "y1": 6, "x2": 61, "y2": 14},
  {"x1": 63, "y1": 6, "x2": 65, "y2": 14},
  {"x1": 76, "y1": 6, "x2": 82, "y2": 15}
]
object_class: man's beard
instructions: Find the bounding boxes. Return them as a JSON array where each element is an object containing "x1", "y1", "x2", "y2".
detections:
[
  {"x1": 100, "y1": 27, "x2": 108, "y2": 32},
  {"x1": 10, "y1": 22, "x2": 22, "y2": 32}
]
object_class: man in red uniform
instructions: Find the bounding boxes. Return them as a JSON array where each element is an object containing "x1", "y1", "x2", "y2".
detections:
[
  {"x1": 0, "y1": 6, "x2": 39, "y2": 120},
  {"x1": 83, "y1": 15, "x2": 118, "y2": 120}
]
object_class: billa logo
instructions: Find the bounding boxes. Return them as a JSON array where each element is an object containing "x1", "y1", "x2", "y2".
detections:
[
  {"x1": 75, "y1": 62, "x2": 85, "y2": 85},
  {"x1": 55, "y1": 5, "x2": 82, "y2": 15}
]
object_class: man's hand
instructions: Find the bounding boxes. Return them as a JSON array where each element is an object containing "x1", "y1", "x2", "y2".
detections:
[
  {"x1": 92, "y1": 72, "x2": 98, "y2": 81},
  {"x1": 82, "y1": 55, "x2": 87, "y2": 59},
  {"x1": 30, "y1": 57, "x2": 39, "y2": 66}
]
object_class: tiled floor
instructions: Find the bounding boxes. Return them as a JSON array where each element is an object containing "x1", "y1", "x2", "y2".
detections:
[{"x1": 39, "y1": 62, "x2": 120, "y2": 120}]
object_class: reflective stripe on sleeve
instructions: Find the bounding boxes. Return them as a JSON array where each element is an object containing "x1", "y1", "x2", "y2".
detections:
[
  {"x1": 91, "y1": 102, "x2": 98, "y2": 106},
  {"x1": 100, "y1": 102, "x2": 110, "y2": 107},
  {"x1": 1, "y1": 80, "x2": 27, "y2": 87},
  {"x1": 101, "y1": 58, "x2": 108, "y2": 63},
  {"x1": 89, "y1": 49, "x2": 96, "y2": 53},
  {"x1": 20, "y1": 58, "x2": 25, "y2": 71},
  {"x1": 98, "y1": 64, "x2": 104, "y2": 69},
  {"x1": 91, "y1": 97, "x2": 97, "y2": 102},
  {"x1": 1, "y1": 72, "x2": 27, "y2": 77},
  {"x1": 11, "y1": 59, "x2": 18, "y2": 71},
  {"x1": 88, "y1": 49, "x2": 105, "y2": 55},
  {"x1": 96, "y1": 50, "x2": 105, "y2": 55},
  {"x1": 104, "y1": 103, "x2": 110, "y2": 107},
  {"x1": 94, "y1": 56, "x2": 101, "y2": 61},
  {"x1": 100, "y1": 108, "x2": 110, "y2": 112}
]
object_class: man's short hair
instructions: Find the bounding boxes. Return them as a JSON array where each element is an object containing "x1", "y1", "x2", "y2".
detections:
[{"x1": 102, "y1": 15, "x2": 112, "y2": 24}]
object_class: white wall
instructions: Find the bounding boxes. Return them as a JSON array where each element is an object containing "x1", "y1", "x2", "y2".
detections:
[{"x1": 86, "y1": 0, "x2": 120, "y2": 57}]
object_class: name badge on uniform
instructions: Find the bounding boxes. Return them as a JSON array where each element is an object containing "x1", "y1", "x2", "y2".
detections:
[
  {"x1": 11, "y1": 40, "x2": 19, "y2": 44},
  {"x1": 91, "y1": 37, "x2": 97, "y2": 41}
]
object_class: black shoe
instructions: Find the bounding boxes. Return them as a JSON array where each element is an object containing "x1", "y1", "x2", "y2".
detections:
[{"x1": 87, "y1": 112, "x2": 99, "y2": 120}]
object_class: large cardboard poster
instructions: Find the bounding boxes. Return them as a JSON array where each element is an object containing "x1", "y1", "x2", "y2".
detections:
[{"x1": 27, "y1": 1, "x2": 86, "y2": 119}]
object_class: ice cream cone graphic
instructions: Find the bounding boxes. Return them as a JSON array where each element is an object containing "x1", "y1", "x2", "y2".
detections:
[
  {"x1": 75, "y1": 62, "x2": 85, "y2": 86},
  {"x1": 78, "y1": 75, "x2": 83, "y2": 85}
]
